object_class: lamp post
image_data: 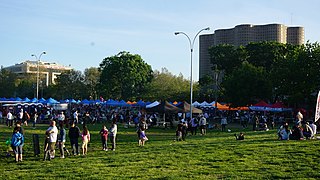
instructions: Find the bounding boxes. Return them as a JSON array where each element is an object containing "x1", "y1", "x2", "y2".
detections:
[
  {"x1": 31, "y1": 51, "x2": 46, "y2": 100},
  {"x1": 175, "y1": 27, "x2": 210, "y2": 119}
]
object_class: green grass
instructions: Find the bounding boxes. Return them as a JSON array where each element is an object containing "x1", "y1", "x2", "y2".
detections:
[{"x1": 1, "y1": 123, "x2": 320, "y2": 179}]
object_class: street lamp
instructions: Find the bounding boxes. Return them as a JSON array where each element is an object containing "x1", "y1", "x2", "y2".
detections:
[
  {"x1": 175, "y1": 27, "x2": 210, "y2": 119},
  {"x1": 31, "y1": 51, "x2": 46, "y2": 100}
]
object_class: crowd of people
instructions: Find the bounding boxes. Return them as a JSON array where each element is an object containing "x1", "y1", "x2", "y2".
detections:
[
  {"x1": 278, "y1": 111, "x2": 318, "y2": 140},
  {"x1": 2, "y1": 103, "x2": 319, "y2": 163}
]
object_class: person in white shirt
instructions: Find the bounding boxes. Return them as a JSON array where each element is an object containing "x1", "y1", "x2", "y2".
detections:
[
  {"x1": 7, "y1": 111, "x2": 14, "y2": 127},
  {"x1": 199, "y1": 116, "x2": 207, "y2": 135},
  {"x1": 73, "y1": 110, "x2": 79, "y2": 124},
  {"x1": 46, "y1": 121, "x2": 58, "y2": 159},
  {"x1": 57, "y1": 111, "x2": 65, "y2": 123},
  {"x1": 18, "y1": 109, "x2": 24, "y2": 121},
  {"x1": 109, "y1": 120, "x2": 118, "y2": 151}
]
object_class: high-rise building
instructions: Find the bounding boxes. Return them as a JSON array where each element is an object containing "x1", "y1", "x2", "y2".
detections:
[
  {"x1": 199, "y1": 23, "x2": 305, "y2": 79},
  {"x1": 3, "y1": 60, "x2": 73, "y2": 86}
]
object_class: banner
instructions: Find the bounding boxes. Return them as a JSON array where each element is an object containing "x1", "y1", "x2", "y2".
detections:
[{"x1": 315, "y1": 91, "x2": 320, "y2": 122}]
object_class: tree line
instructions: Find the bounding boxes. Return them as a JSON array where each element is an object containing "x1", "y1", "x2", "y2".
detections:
[
  {"x1": 0, "y1": 51, "x2": 193, "y2": 102},
  {"x1": 199, "y1": 41, "x2": 320, "y2": 109}
]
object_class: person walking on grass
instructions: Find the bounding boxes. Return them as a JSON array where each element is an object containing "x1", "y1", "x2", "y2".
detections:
[
  {"x1": 138, "y1": 126, "x2": 148, "y2": 146},
  {"x1": 100, "y1": 125, "x2": 108, "y2": 151},
  {"x1": 7, "y1": 111, "x2": 14, "y2": 127},
  {"x1": 58, "y1": 122, "x2": 70, "y2": 158},
  {"x1": 46, "y1": 120, "x2": 58, "y2": 159},
  {"x1": 199, "y1": 115, "x2": 207, "y2": 135},
  {"x1": 68, "y1": 122, "x2": 80, "y2": 155},
  {"x1": 73, "y1": 110, "x2": 79, "y2": 124},
  {"x1": 190, "y1": 117, "x2": 198, "y2": 135},
  {"x1": 109, "y1": 120, "x2": 117, "y2": 151},
  {"x1": 22, "y1": 111, "x2": 30, "y2": 126},
  {"x1": 11, "y1": 126, "x2": 24, "y2": 162},
  {"x1": 81, "y1": 126, "x2": 90, "y2": 156}
]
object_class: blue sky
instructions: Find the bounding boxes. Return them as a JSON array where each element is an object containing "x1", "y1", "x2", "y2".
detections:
[{"x1": 1, "y1": 0, "x2": 319, "y2": 80}]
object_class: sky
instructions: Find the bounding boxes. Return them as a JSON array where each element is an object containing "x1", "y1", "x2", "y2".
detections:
[{"x1": 1, "y1": 0, "x2": 319, "y2": 81}]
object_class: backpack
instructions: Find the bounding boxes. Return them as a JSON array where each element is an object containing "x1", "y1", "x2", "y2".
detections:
[{"x1": 11, "y1": 133, "x2": 24, "y2": 147}]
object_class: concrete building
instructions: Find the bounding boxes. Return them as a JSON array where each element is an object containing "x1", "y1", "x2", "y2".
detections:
[
  {"x1": 3, "y1": 60, "x2": 73, "y2": 86},
  {"x1": 199, "y1": 23, "x2": 305, "y2": 78}
]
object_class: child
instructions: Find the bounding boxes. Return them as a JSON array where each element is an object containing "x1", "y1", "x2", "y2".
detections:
[
  {"x1": 139, "y1": 127, "x2": 148, "y2": 146},
  {"x1": 100, "y1": 125, "x2": 108, "y2": 151},
  {"x1": 11, "y1": 127, "x2": 24, "y2": 162},
  {"x1": 81, "y1": 126, "x2": 90, "y2": 155}
]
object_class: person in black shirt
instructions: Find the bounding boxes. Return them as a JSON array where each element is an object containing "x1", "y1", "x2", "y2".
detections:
[{"x1": 68, "y1": 122, "x2": 80, "y2": 155}]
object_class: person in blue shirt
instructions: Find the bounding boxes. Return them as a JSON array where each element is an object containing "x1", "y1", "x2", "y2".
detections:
[{"x1": 11, "y1": 126, "x2": 25, "y2": 162}]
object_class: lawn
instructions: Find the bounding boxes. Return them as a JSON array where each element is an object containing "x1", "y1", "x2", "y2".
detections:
[{"x1": 0, "y1": 122, "x2": 319, "y2": 179}]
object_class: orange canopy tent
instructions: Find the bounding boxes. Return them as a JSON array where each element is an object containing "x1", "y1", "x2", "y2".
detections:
[
  {"x1": 213, "y1": 102, "x2": 249, "y2": 111},
  {"x1": 213, "y1": 102, "x2": 230, "y2": 110}
]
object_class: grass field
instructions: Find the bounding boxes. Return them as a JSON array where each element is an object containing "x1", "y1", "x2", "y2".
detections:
[{"x1": 1, "y1": 122, "x2": 320, "y2": 179}]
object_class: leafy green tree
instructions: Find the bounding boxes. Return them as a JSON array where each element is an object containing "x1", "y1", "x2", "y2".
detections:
[
  {"x1": 246, "y1": 42, "x2": 287, "y2": 71},
  {"x1": 16, "y1": 78, "x2": 35, "y2": 98},
  {"x1": 223, "y1": 62, "x2": 272, "y2": 107},
  {"x1": 98, "y1": 51, "x2": 153, "y2": 100},
  {"x1": 84, "y1": 67, "x2": 100, "y2": 99},
  {"x1": 144, "y1": 68, "x2": 190, "y2": 101},
  {"x1": 0, "y1": 69, "x2": 17, "y2": 97},
  {"x1": 198, "y1": 74, "x2": 215, "y2": 102},
  {"x1": 208, "y1": 44, "x2": 246, "y2": 74},
  {"x1": 53, "y1": 70, "x2": 88, "y2": 100},
  {"x1": 206, "y1": 41, "x2": 320, "y2": 109},
  {"x1": 271, "y1": 42, "x2": 320, "y2": 108}
]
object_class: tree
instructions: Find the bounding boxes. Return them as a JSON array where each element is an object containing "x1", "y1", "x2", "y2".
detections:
[
  {"x1": 246, "y1": 42, "x2": 287, "y2": 71},
  {"x1": 144, "y1": 68, "x2": 190, "y2": 101},
  {"x1": 198, "y1": 74, "x2": 215, "y2": 102},
  {"x1": 0, "y1": 69, "x2": 17, "y2": 97},
  {"x1": 208, "y1": 44, "x2": 246, "y2": 74},
  {"x1": 223, "y1": 62, "x2": 272, "y2": 107},
  {"x1": 53, "y1": 70, "x2": 88, "y2": 100},
  {"x1": 84, "y1": 67, "x2": 100, "y2": 100},
  {"x1": 98, "y1": 51, "x2": 153, "y2": 100},
  {"x1": 271, "y1": 42, "x2": 320, "y2": 108},
  {"x1": 16, "y1": 77, "x2": 35, "y2": 98}
]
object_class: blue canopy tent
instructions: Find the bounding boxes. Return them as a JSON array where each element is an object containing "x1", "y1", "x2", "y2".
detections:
[
  {"x1": 45, "y1": 98, "x2": 59, "y2": 104},
  {"x1": 81, "y1": 99, "x2": 90, "y2": 105},
  {"x1": 105, "y1": 99, "x2": 119, "y2": 106},
  {"x1": 29, "y1": 98, "x2": 38, "y2": 103},
  {"x1": 136, "y1": 100, "x2": 146, "y2": 108},
  {"x1": 59, "y1": 99, "x2": 69, "y2": 103},
  {"x1": 119, "y1": 100, "x2": 131, "y2": 107},
  {"x1": 70, "y1": 99, "x2": 77, "y2": 103},
  {"x1": 38, "y1": 98, "x2": 46, "y2": 104},
  {"x1": 22, "y1": 97, "x2": 30, "y2": 102}
]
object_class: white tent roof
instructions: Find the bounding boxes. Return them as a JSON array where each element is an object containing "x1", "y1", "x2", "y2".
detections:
[
  {"x1": 200, "y1": 101, "x2": 211, "y2": 107},
  {"x1": 192, "y1": 101, "x2": 201, "y2": 106},
  {"x1": 146, "y1": 101, "x2": 160, "y2": 108}
]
